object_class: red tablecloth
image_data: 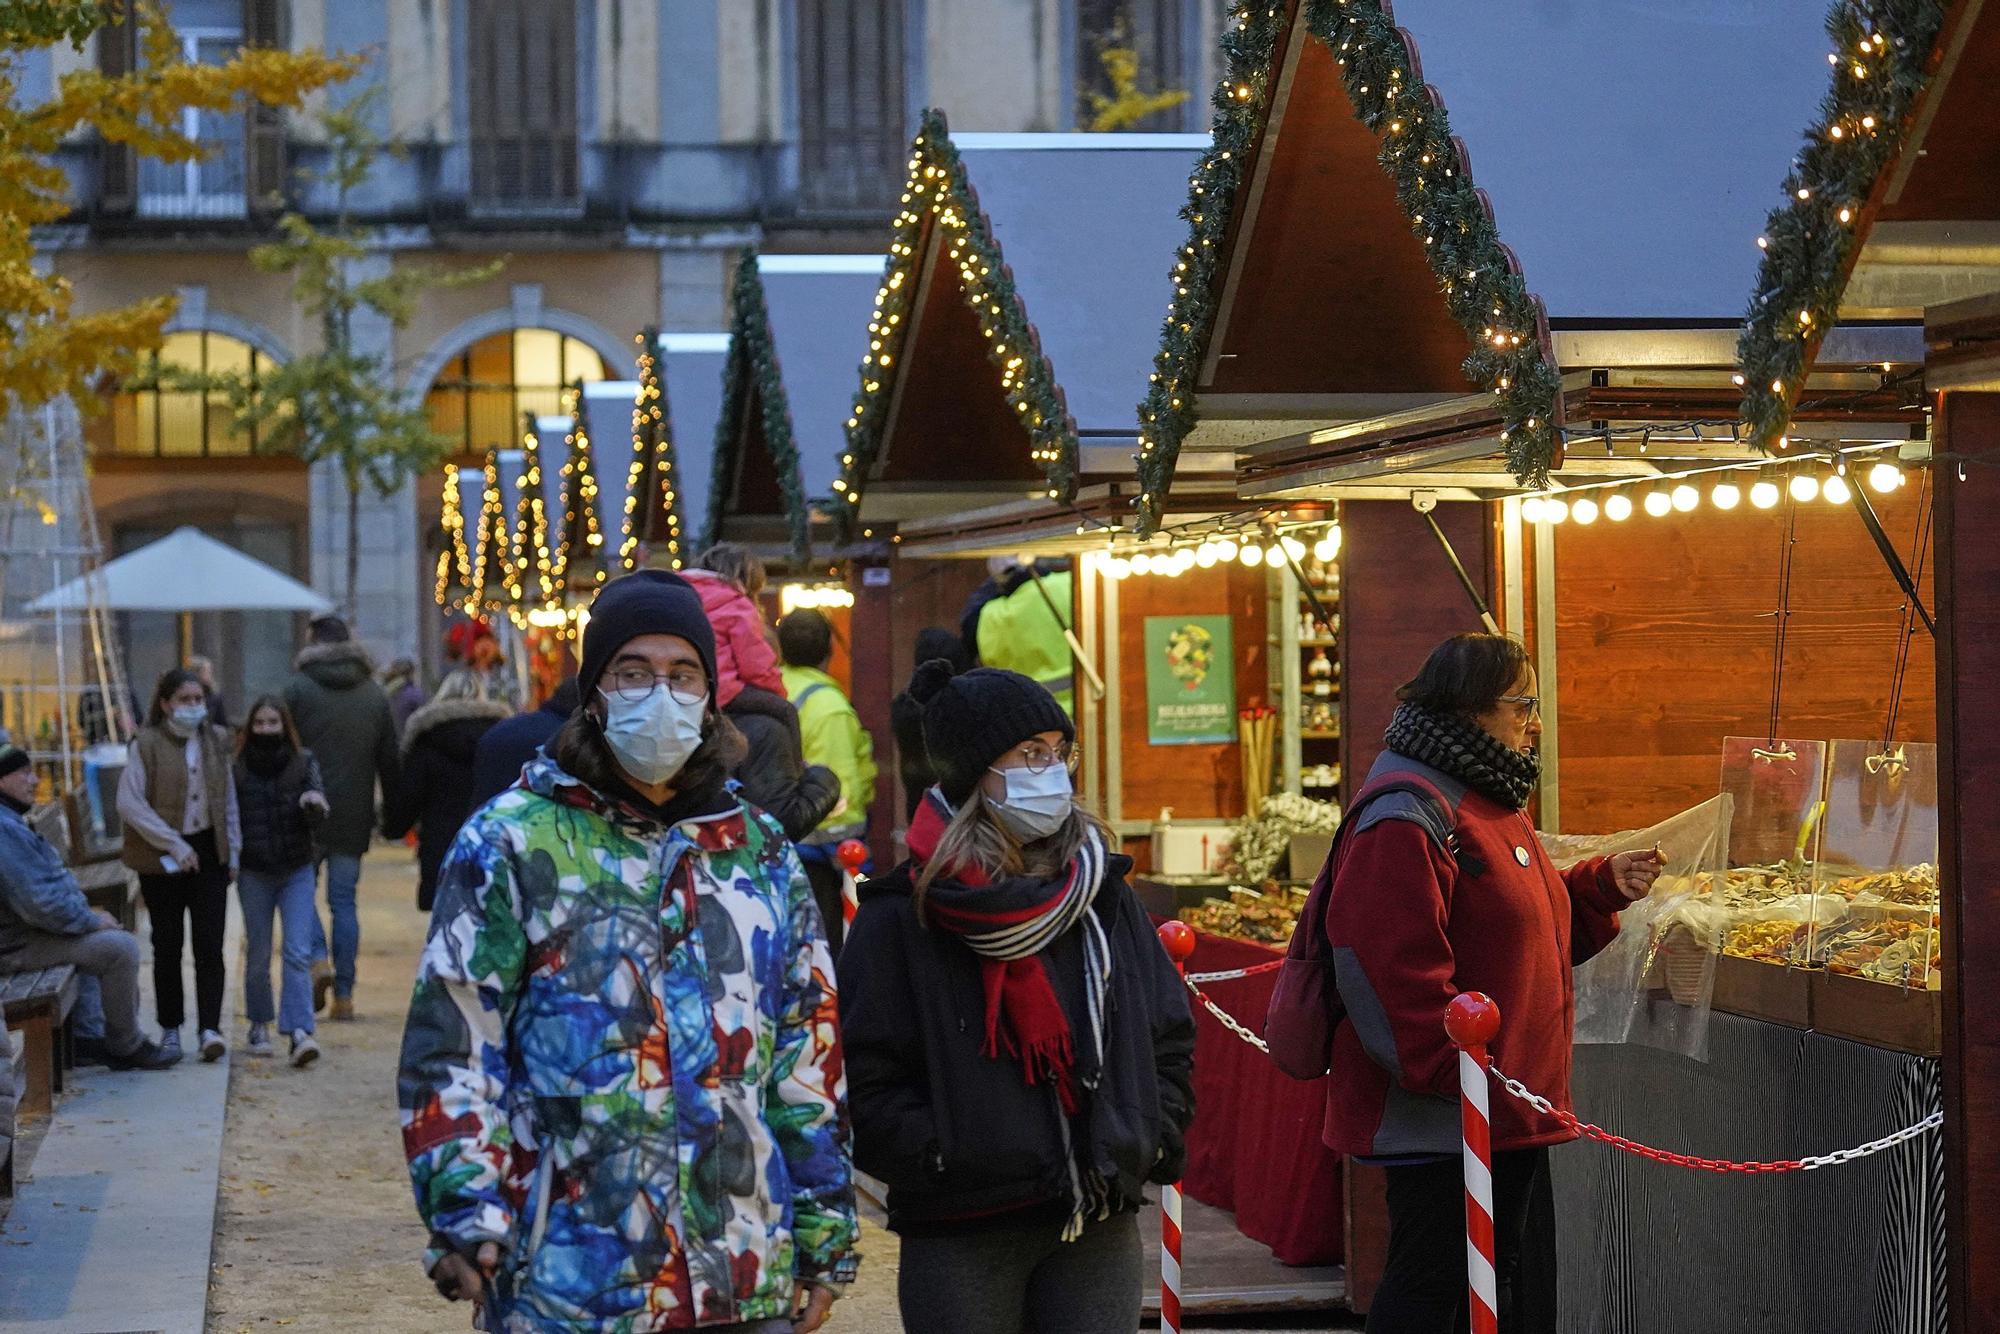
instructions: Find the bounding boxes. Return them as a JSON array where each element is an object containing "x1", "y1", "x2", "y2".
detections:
[{"x1": 1177, "y1": 928, "x2": 1344, "y2": 1266}]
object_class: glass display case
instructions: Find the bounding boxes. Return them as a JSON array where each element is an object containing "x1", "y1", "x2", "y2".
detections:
[{"x1": 1706, "y1": 736, "x2": 1829, "y2": 1027}]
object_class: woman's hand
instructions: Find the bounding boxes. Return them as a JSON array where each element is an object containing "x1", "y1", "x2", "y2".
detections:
[
  {"x1": 1609, "y1": 847, "x2": 1666, "y2": 901},
  {"x1": 300, "y1": 791, "x2": 330, "y2": 815},
  {"x1": 167, "y1": 837, "x2": 196, "y2": 869},
  {"x1": 792, "y1": 1282, "x2": 836, "y2": 1333}
]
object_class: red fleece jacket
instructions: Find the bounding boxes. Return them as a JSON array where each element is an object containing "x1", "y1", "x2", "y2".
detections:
[
  {"x1": 1321, "y1": 757, "x2": 1628, "y2": 1157},
  {"x1": 683, "y1": 569, "x2": 784, "y2": 707}
]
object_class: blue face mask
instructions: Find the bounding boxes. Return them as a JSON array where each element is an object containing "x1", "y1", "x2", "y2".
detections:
[
  {"x1": 597, "y1": 687, "x2": 704, "y2": 785},
  {"x1": 169, "y1": 703, "x2": 208, "y2": 734},
  {"x1": 987, "y1": 763, "x2": 1074, "y2": 842}
]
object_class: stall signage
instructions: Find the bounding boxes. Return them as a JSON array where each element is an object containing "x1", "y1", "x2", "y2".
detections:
[{"x1": 1144, "y1": 615, "x2": 1235, "y2": 745}]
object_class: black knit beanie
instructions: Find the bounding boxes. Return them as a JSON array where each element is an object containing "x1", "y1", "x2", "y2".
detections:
[
  {"x1": 909, "y1": 662, "x2": 1073, "y2": 805},
  {"x1": 578, "y1": 571, "x2": 718, "y2": 701},
  {"x1": 0, "y1": 743, "x2": 29, "y2": 781}
]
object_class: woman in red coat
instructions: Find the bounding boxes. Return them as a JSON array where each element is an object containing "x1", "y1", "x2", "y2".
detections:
[{"x1": 1325, "y1": 633, "x2": 1661, "y2": 1332}]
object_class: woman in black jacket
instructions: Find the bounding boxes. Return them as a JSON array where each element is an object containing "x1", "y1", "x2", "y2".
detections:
[
  {"x1": 838, "y1": 663, "x2": 1194, "y2": 1334},
  {"x1": 381, "y1": 672, "x2": 511, "y2": 911},
  {"x1": 724, "y1": 683, "x2": 841, "y2": 841},
  {"x1": 233, "y1": 697, "x2": 327, "y2": 1067}
]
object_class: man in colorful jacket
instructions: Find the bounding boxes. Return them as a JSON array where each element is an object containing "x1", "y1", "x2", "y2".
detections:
[{"x1": 398, "y1": 570, "x2": 859, "y2": 1332}]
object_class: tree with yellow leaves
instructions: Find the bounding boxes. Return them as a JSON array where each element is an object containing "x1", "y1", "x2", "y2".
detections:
[
  {"x1": 0, "y1": 1, "x2": 358, "y2": 408},
  {"x1": 1084, "y1": 44, "x2": 1189, "y2": 132}
]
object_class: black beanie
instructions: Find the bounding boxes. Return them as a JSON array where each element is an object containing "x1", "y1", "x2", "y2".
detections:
[
  {"x1": 909, "y1": 662, "x2": 1073, "y2": 805},
  {"x1": 578, "y1": 571, "x2": 718, "y2": 701},
  {"x1": 0, "y1": 743, "x2": 29, "y2": 781}
]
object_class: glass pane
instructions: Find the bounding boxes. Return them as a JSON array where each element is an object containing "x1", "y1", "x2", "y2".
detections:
[
  {"x1": 561, "y1": 336, "x2": 606, "y2": 384},
  {"x1": 517, "y1": 384, "x2": 561, "y2": 424},
  {"x1": 160, "y1": 330, "x2": 205, "y2": 373},
  {"x1": 158, "y1": 391, "x2": 204, "y2": 456},
  {"x1": 206, "y1": 333, "x2": 253, "y2": 378},
  {"x1": 428, "y1": 387, "x2": 467, "y2": 448},
  {"x1": 514, "y1": 328, "x2": 562, "y2": 391},
  {"x1": 133, "y1": 391, "x2": 160, "y2": 456},
  {"x1": 208, "y1": 390, "x2": 252, "y2": 454},
  {"x1": 468, "y1": 388, "x2": 515, "y2": 453},
  {"x1": 466, "y1": 334, "x2": 511, "y2": 388},
  {"x1": 1811, "y1": 740, "x2": 1940, "y2": 988},
  {"x1": 105, "y1": 393, "x2": 141, "y2": 454}
]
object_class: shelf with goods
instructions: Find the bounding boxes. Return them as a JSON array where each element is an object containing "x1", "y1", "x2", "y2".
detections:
[{"x1": 1272, "y1": 529, "x2": 1343, "y2": 807}]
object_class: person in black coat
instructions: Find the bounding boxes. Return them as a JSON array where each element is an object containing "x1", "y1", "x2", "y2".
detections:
[
  {"x1": 838, "y1": 663, "x2": 1195, "y2": 1333},
  {"x1": 890, "y1": 627, "x2": 970, "y2": 821},
  {"x1": 381, "y1": 672, "x2": 511, "y2": 911},
  {"x1": 233, "y1": 696, "x2": 327, "y2": 1065},
  {"x1": 467, "y1": 677, "x2": 580, "y2": 808},
  {"x1": 725, "y1": 683, "x2": 840, "y2": 842}
]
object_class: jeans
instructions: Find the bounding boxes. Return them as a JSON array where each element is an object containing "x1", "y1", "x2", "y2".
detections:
[
  {"x1": 238, "y1": 864, "x2": 318, "y2": 1034},
  {"x1": 307, "y1": 853, "x2": 363, "y2": 999},
  {"x1": 3, "y1": 926, "x2": 146, "y2": 1055},
  {"x1": 896, "y1": 1210, "x2": 1142, "y2": 1334},
  {"x1": 137, "y1": 827, "x2": 229, "y2": 1033},
  {"x1": 1368, "y1": 1147, "x2": 1556, "y2": 1334}
]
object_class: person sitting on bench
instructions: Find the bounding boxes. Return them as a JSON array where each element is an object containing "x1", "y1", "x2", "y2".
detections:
[{"x1": 0, "y1": 744, "x2": 178, "y2": 1071}]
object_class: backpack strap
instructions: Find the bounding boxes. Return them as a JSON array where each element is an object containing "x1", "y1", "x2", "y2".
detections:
[
  {"x1": 1285, "y1": 776, "x2": 1457, "y2": 963},
  {"x1": 792, "y1": 682, "x2": 832, "y2": 711}
]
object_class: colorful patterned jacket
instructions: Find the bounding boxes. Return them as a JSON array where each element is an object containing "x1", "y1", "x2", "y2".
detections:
[{"x1": 397, "y1": 754, "x2": 859, "y2": 1331}]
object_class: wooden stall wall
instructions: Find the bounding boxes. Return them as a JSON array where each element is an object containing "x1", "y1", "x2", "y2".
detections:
[
  {"x1": 1339, "y1": 499, "x2": 1495, "y2": 802},
  {"x1": 1113, "y1": 559, "x2": 1269, "y2": 865},
  {"x1": 1553, "y1": 485, "x2": 1937, "y2": 832}
]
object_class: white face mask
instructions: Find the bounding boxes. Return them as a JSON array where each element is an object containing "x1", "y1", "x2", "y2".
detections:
[
  {"x1": 169, "y1": 703, "x2": 208, "y2": 734},
  {"x1": 987, "y1": 763, "x2": 1074, "y2": 842},
  {"x1": 597, "y1": 687, "x2": 705, "y2": 786}
]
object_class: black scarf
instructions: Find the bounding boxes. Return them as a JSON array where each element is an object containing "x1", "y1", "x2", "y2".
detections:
[
  {"x1": 243, "y1": 735, "x2": 292, "y2": 781},
  {"x1": 1383, "y1": 701, "x2": 1540, "y2": 809}
]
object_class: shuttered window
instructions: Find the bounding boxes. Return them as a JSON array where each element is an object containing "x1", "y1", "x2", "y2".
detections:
[
  {"x1": 797, "y1": 0, "x2": 906, "y2": 214},
  {"x1": 467, "y1": 0, "x2": 581, "y2": 210},
  {"x1": 1077, "y1": 0, "x2": 1192, "y2": 132}
]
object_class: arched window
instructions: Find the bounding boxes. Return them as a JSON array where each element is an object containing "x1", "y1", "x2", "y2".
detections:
[
  {"x1": 425, "y1": 329, "x2": 608, "y2": 457},
  {"x1": 90, "y1": 330, "x2": 272, "y2": 457}
]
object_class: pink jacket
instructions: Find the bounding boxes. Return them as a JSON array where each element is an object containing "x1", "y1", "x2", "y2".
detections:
[{"x1": 682, "y1": 569, "x2": 784, "y2": 706}]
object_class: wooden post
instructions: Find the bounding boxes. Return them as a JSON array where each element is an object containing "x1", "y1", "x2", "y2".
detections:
[
  {"x1": 1932, "y1": 386, "x2": 2000, "y2": 1329},
  {"x1": 847, "y1": 558, "x2": 896, "y2": 870}
]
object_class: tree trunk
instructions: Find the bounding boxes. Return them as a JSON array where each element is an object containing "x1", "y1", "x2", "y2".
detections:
[{"x1": 344, "y1": 477, "x2": 360, "y2": 625}]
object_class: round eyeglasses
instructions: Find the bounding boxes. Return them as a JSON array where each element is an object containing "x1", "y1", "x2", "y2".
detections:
[
  {"x1": 1004, "y1": 741, "x2": 1078, "y2": 776},
  {"x1": 603, "y1": 665, "x2": 709, "y2": 706}
]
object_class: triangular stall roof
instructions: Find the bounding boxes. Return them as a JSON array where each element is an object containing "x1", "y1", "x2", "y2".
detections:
[
  {"x1": 653, "y1": 333, "x2": 730, "y2": 569},
  {"x1": 832, "y1": 113, "x2": 1211, "y2": 553},
  {"x1": 704, "y1": 253, "x2": 882, "y2": 562},
  {"x1": 1132, "y1": 0, "x2": 1913, "y2": 520}
]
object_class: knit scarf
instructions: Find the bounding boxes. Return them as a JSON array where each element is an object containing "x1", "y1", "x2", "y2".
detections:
[
  {"x1": 907, "y1": 788, "x2": 1112, "y2": 1119},
  {"x1": 1383, "y1": 701, "x2": 1541, "y2": 809}
]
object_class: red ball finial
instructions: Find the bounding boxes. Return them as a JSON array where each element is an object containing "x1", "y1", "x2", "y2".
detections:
[
  {"x1": 1444, "y1": 991, "x2": 1501, "y2": 1047},
  {"x1": 1157, "y1": 919, "x2": 1197, "y2": 963},
  {"x1": 836, "y1": 839, "x2": 869, "y2": 873}
]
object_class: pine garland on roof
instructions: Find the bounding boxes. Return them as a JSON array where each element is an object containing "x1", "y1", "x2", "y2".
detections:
[
  {"x1": 622, "y1": 327, "x2": 685, "y2": 571},
  {"x1": 1134, "y1": 0, "x2": 1561, "y2": 534},
  {"x1": 1736, "y1": 0, "x2": 1947, "y2": 450},
  {"x1": 829, "y1": 108, "x2": 1079, "y2": 545},
  {"x1": 704, "y1": 251, "x2": 813, "y2": 561}
]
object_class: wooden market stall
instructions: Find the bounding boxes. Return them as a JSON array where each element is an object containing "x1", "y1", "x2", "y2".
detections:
[{"x1": 1126, "y1": 0, "x2": 1973, "y2": 1328}]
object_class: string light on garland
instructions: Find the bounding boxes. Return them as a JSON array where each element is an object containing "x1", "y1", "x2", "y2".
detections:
[
  {"x1": 467, "y1": 449, "x2": 510, "y2": 613},
  {"x1": 553, "y1": 380, "x2": 608, "y2": 597},
  {"x1": 621, "y1": 327, "x2": 685, "y2": 572},
  {"x1": 1512, "y1": 448, "x2": 1914, "y2": 526},
  {"x1": 434, "y1": 465, "x2": 472, "y2": 606},
  {"x1": 513, "y1": 413, "x2": 556, "y2": 614},
  {"x1": 1133, "y1": 0, "x2": 1562, "y2": 535},
  {"x1": 829, "y1": 110, "x2": 1079, "y2": 544},
  {"x1": 1736, "y1": 0, "x2": 1947, "y2": 448},
  {"x1": 704, "y1": 252, "x2": 813, "y2": 559}
]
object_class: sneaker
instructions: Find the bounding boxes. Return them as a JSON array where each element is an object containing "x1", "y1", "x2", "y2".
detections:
[
  {"x1": 332, "y1": 996, "x2": 356, "y2": 1022},
  {"x1": 199, "y1": 1029, "x2": 227, "y2": 1062},
  {"x1": 159, "y1": 1029, "x2": 182, "y2": 1061},
  {"x1": 311, "y1": 959, "x2": 335, "y2": 1014},
  {"x1": 289, "y1": 1030, "x2": 320, "y2": 1068},
  {"x1": 106, "y1": 1039, "x2": 182, "y2": 1072},
  {"x1": 246, "y1": 1023, "x2": 274, "y2": 1057}
]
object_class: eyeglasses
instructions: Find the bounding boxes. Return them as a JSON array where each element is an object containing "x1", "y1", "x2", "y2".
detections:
[
  {"x1": 603, "y1": 665, "x2": 709, "y2": 706},
  {"x1": 1000, "y1": 741, "x2": 1078, "y2": 776},
  {"x1": 1498, "y1": 694, "x2": 1541, "y2": 718}
]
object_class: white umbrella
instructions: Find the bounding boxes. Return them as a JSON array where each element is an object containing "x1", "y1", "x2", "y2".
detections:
[{"x1": 29, "y1": 526, "x2": 333, "y2": 615}]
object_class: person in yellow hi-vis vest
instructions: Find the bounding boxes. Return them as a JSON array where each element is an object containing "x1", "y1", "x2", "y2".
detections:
[{"x1": 961, "y1": 557, "x2": 1075, "y2": 719}]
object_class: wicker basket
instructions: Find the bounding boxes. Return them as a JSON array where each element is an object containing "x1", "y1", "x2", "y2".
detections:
[{"x1": 1657, "y1": 924, "x2": 1711, "y2": 1007}]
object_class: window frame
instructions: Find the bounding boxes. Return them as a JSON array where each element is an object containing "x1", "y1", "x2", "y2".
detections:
[
  {"x1": 135, "y1": 24, "x2": 251, "y2": 220},
  {"x1": 102, "y1": 330, "x2": 270, "y2": 459},
  {"x1": 424, "y1": 329, "x2": 609, "y2": 460}
]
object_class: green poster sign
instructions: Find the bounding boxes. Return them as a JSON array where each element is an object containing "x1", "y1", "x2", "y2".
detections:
[{"x1": 1144, "y1": 615, "x2": 1235, "y2": 745}]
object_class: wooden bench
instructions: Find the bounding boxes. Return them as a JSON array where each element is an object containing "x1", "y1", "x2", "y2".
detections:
[
  {"x1": 0, "y1": 967, "x2": 79, "y2": 1118},
  {"x1": 73, "y1": 859, "x2": 136, "y2": 934},
  {"x1": 2, "y1": 1023, "x2": 25, "y2": 1197}
]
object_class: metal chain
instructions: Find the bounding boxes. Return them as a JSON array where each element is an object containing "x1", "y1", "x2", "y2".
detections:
[
  {"x1": 1491, "y1": 1065, "x2": 1940, "y2": 1174},
  {"x1": 1184, "y1": 960, "x2": 1284, "y2": 985},
  {"x1": 1183, "y1": 979, "x2": 1269, "y2": 1053}
]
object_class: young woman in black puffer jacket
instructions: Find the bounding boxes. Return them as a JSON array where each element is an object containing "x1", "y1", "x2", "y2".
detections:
[
  {"x1": 233, "y1": 696, "x2": 328, "y2": 1066},
  {"x1": 838, "y1": 663, "x2": 1195, "y2": 1334},
  {"x1": 381, "y1": 671, "x2": 512, "y2": 912}
]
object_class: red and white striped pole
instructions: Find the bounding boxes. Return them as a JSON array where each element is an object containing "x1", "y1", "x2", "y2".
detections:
[
  {"x1": 1445, "y1": 991, "x2": 1502, "y2": 1334},
  {"x1": 836, "y1": 838, "x2": 868, "y2": 931},
  {"x1": 1155, "y1": 920, "x2": 1197, "y2": 1334}
]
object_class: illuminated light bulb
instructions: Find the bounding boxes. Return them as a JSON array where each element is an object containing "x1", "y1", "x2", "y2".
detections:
[
  {"x1": 1711, "y1": 483, "x2": 1742, "y2": 510},
  {"x1": 1106, "y1": 557, "x2": 1131, "y2": 580},
  {"x1": 1643, "y1": 491, "x2": 1673, "y2": 518},
  {"x1": 1195, "y1": 543, "x2": 1219, "y2": 568},
  {"x1": 1312, "y1": 536, "x2": 1337, "y2": 561},
  {"x1": 1264, "y1": 544, "x2": 1288, "y2": 568},
  {"x1": 1571, "y1": 498, "x2": 1598, "y2": 525},
  {"x1": 1544, "y1": 499, "x2": 1569, "y2": 524},
  {"x1": 1215, "y1": 538, "x2": 1239, "y2": 563},
  {"x1": 1282, "y1": 536, "x2": 1307, "y2": 561},
  {"x1": 1789, "y1": 473, "x2": 1821, "y2": 503},
  {"x1": 1520, "y1": 497, "x2": 1546, "y2": 523},
  {"x1": 1162, "y1": 555, "x2": 1188, "y2": 578},
  {"x1": 1604, "y1": 494, "x2": 1633, "y2": 522},
  {"x1": 1239, "y1": 542, "x2": 1263, "y2": 567},
  {"x1": 1672, "y1": 484, "x2": 1699, "y2": 513},
  {"x1": 1130, "y1": 553, "x2": 1154, "y2": 576},
  {"x1": 1751, "y1": 480, "x2": 1781, "y2": 509},
  {"x1": 1868, "y1": 462, "x2": 1902, "y2": 493},
  {"x1": 1823, "y1": 473, "x2": 1852, "y2": 504}
]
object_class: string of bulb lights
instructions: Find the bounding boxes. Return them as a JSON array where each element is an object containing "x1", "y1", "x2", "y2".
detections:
[{"x1": 1516, "y1": 450, "x2": 1911, "y2": 525}]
